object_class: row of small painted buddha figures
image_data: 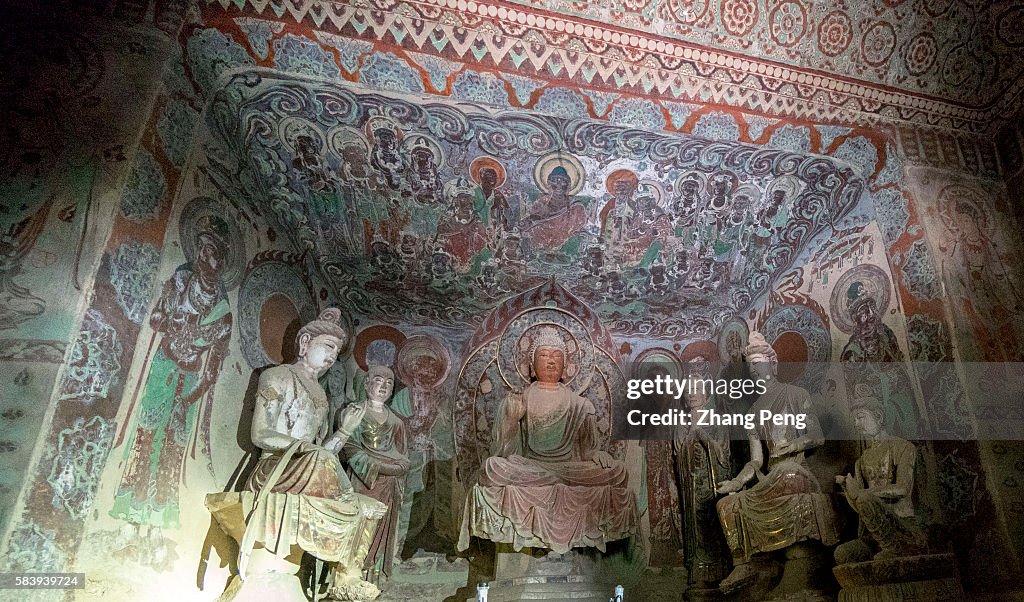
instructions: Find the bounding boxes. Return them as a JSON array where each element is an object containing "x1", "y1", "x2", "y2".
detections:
[{"x1": 235, "y1": 311, "x2": 923, "y2": 598}]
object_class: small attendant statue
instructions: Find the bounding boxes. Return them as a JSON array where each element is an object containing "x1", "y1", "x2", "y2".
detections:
[
  {"x1": 834, "y1": 393, "x2": 926, "y2": 564},
  {"x1": 340, "y1": 365, "x2": 411, "y2": 586},
  {"x1": 673, "y1": 373, "x2": 732, "y2": 594}
]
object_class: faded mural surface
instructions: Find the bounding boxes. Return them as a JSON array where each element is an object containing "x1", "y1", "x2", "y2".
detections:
[{"x1": 1, "y1": 0, "x2": 1023, "y2": 600}]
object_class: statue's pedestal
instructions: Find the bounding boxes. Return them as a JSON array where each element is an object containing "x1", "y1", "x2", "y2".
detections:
[
  {"x1": 468, "y1": 545, "x2": 613, "y2": 602},
  {"x1": 833, "y1": 553, "x2": 964, "y2": 602}
]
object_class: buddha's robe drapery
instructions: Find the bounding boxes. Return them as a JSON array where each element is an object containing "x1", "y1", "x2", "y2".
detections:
[
  {"x1": 207, "y1": 364, "x2": 384, "y2": 565},
  {"x1": 674, "y1": 415, "x2": 732, "y2": 584},
  {"x1": 342, "y1": 402, "x2": 410, "y2": 584},
  {"x1": 459, "y1": 383, "x2": 637, "y2": 554},
  {"x1": 716, "y1": 382, "x2": 839, "y2": 559}
]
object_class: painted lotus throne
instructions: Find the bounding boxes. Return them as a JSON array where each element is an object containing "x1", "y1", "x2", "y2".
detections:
[{"x1": 455, "y1": 281, "x2": 639, "y2": 564}]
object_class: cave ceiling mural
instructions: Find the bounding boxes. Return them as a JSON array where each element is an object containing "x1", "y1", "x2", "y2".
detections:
[
  {"x1": 202, "y1": 0, "x2": 1024, "y2": 133},
  {"x1": 506, "y1": 0, "x2": 1024, "y2": 107},
  {"x1": 207, "y1": 73, "x2": 865, "y2": 337}
]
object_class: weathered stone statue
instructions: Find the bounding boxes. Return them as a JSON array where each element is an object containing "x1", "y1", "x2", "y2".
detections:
[
  {"x1": 458, "y1": 326, "x2": 636, "y2": 554},
  {"x1": 339, "y1": 365, "x2": 411, "y2": 586},
  {"x1": 673, "y1": 373, "x2": 732, "y2": 596},
  {"x1": 830, "y1": 393, "x2": 965, "y2": 600},
  {"x1": 206, "y1": 309, "x2": 385, "y2": 602},
  {"x1": 834, "y1": 393, "x2": 926, "y2": 564},
  {"x1": 714, "y1": 332, "x2": 840, "y2": 595}
]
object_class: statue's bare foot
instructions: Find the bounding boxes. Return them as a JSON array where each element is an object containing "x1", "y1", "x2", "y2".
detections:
[
  {"x1": 719, "y1": 563, "x2": 759, "y2": 594},
  {"x1": 329, "y1": 575, "x2": 380, "y2": 601}
]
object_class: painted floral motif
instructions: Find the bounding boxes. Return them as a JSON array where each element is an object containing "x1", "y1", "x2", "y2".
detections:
[
  {"x1": 156, "y1": 99, "x2": 198, "y2": 168},
  {"x1": 110, "y1": 242, "x2": 162, "y2": 324},
  {"x1": 186, "y1": 28, "x2": 254, "y2": 96},
  {"x1": 861, "y1": 21, "x2": 897, "y2": 67},
  {"x1": 234, "y1": 16, "x2": 284, "y2": 60},
  {"x1": 359, "y1": 52, "x2": 426, "y2": 94},
  {"x1": 900, "y1": 239, "x2": 941, "y2": 300},
  {"x1": 315, "y1": 32, "x2": 373, "y2": 74},
  {"x1": 59, "y1": 310, "x2": 123, "y2": 404},
  {"x1": 818, "y1": 10, "x2": 852, "y2": 57},
  {"x1": 585, "y1": 90, "x2": 621, "y2": 117},
  {"x1": 769, "y1": 1, "x2": 807, "y2": 47},
  {"x1": 535, "y1": 87, "x2": 589, "y2": 119},
  {"x1": 119, "y1": 149, "x2": 166, "y2": 222},
  {"x1": 746, "y1": 115, "x2": 778, "y2": 141},
  {"x1": 5, "y1": 521, "x2": 65, "y2": 572},
  {"x1": 407, "y1": 50, "x2": 464, "y2": 93},
  {"x1": 608, "y1": 98, "x2": 666, "y2": 130},
  {"x1": 938, "y1": 452, "x2": 978, "y2": 517},
  {"x1": 273, "y1": 34, "x2": 341, "y2": 80},
  {"x1": 905, "y1": 33, "x2": 938, "y2": 76},
  {"x1": 875, "y1": 143, "x2": 906, "y2": 188},
  {"x1": 817, "y1": 125, "x2": 852, "y2": 152},
  {"x1": 906, "y1": 314, "x2": 951, "y2": 362},
  {"x1": 664, "y1": 101, "x2": 696, "y2": 129},
  {"x1": 451, "y1": 70, "x2": 510, "y2": 108},
  {"x1": 47, "y1": 416, "x2": 115, "y2": 518},
  {"x1": 691, "y1": 112, "x2": 740, "y2": 142},
  {"x1": 873, "y1": 188, "x2": 910, "y2": 246},
  {"x1": 832, "y1": 136, "x2": 879, "y2": 177},
  {"x1": 941, "y1": 46, "x2": 980, "y2": 89},
  {"x1": 721, "y1": 0, "x2": 759, "y2": 36},
  {"x1": 767, "y1": 124, "x2": 811, "y2": 154}
]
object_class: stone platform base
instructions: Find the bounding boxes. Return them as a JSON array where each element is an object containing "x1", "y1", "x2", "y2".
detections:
[
  {"x1": 833, "y1": 553, "x2": 964, "y2": 602},
  {"x1": 467, "y1": 545, "x2": 617, "y2": 602}
]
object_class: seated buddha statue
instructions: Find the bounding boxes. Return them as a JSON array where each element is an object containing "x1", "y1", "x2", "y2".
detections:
[
  {"x1": 714, "y1": 332, "x2": 840, "y2": 594},
  {"x1": 459, "y1": 327, "x2": 637, "y2": 554}
]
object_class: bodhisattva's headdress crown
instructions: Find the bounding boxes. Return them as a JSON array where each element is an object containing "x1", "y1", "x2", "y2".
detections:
[
  {"x1": 744, "y1": 332, "x2": 777, "y2": 362},
  {"x1": 530, "y1": 326, "x2": 567, "y2": 363},
  {"x1": 297, "y1": 308, "x2": 347, "y2": 347},
  {"x1": 850, "y1": 383, "x2": 884, "y2": 423}
]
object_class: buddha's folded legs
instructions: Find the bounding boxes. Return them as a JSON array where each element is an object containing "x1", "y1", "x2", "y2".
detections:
[{"x1": 480, "y1": 455, "x2": 628, "y2": 487}]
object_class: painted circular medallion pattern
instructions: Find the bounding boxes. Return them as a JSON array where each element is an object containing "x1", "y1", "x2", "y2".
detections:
[
  {"x1": 354, "y1": 325, "x2": 406, "y2": 371},
  {"x1": 718, "y1": 317, "x2": 750, "y2": 363},
  {"x1": 905, "y1": 33, "x2": 938, "y2": 76},
  {"x1": 633, "y1": 347, "x2": 685, "y2": 381},
  {"x1": 179, "y1": 196, "x2": 244, "y2": 290},
  {"x1": 997, "y1": 6, "x2": 1024, "y2": 47},
  {"x1": 721, "y1": 0, "x2": 759, "y2": 36},
  {"x1": 861, "y1": 21, "x2": 897, "y2": 67},
  {"x1": 817, "y1": 10, "x2": 852, "y2": 57},
  {"x1": 238, "y1": 259, "x2": 317, "y2": 369},
  {"x1": 770, "y1": 1, "x2": 807, "y2": 48},
  {"x1": 396, "y1": 334, "x2": 452, "y2": 390},
  {"x1": 762, "y1": 304, "x2": 832, "y2": 388},
  {"x1": 497, "y1": 308, "x2": 596, "y2": 394}
]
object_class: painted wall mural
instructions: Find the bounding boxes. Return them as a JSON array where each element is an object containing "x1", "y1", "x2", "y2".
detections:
[
  {"x1": 203, "y1": 73, "x2": 867, "y2": 343},
  {"x1": 3, "y1": 1, "x2": 1024, "y2": 599}
]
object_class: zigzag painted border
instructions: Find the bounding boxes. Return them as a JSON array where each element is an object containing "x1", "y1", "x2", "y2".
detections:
[{"x1": 203, "y1": 0, "x2": 1022, "y2": 135}]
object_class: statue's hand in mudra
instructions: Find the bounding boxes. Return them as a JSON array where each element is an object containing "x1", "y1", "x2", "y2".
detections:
[
  {"x1": 592, "y1": 450, "x2": 614, "y2": 469},
  {"x1": 717, "y1": 478, "x2": 744, "y2": 494}
]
